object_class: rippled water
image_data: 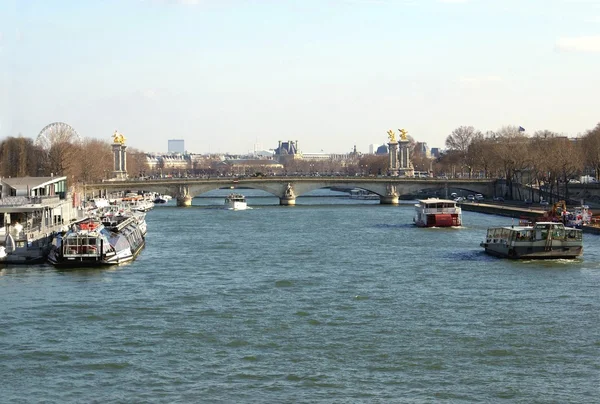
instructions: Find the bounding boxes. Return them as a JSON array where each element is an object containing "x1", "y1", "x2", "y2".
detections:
[{"x1": 2, "y1": 191, "x2": 599, "y2": 403}]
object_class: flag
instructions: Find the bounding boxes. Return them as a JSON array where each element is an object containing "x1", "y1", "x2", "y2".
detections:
[{"x1": 519, "y1": 126, "x2": 525, "y2": 132}]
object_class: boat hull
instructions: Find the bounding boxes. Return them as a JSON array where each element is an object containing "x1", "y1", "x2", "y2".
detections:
[
  {"x1": 414, "y1": 213, "x2": 461, "y2": 227},
  {"x1": 0, "y1": 234, "x2": 55, "y2": 264},
  {"x1": 481, "y1": 241, "x2": 583, "y2": 259},
  {"x1": 48, "y1": 241, "x2": 145, "y2": 268}
]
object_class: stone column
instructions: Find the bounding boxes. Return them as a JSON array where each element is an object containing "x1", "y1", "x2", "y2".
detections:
[
  {"x1": 388, "y1": 142, "x2": 399, "y2": 176},
  {"x1": 112, "y1": 144, "x2": 128, "y2": 180},
  {"x1": 398, "y1": 139, "x2": 414, "y2": 177}
]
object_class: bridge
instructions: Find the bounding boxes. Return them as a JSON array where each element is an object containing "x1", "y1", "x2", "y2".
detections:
[{"x1": 84, "y1": 177, "x2": 497, "y2": 206}]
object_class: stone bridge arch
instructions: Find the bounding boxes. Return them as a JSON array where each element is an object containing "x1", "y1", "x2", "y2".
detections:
[{"x1": 83, "y1": 177, "x2": 496, "y2": 206}]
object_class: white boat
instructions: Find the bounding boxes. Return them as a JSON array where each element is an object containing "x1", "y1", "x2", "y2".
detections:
[
  {"x1": 480, "y1": 222, "x2": 583, "y2": 259},
  {"x1": 349, "y1": 189, "x2": 379, "y2": 200},
  {"x1": 48, "y1": 215, "x2": 145, "y2": 267},
  {"x1": 225, "y1": 193, "x2": 247, "y2": 210},
  {"x1": 413, "y1": 198, "x2": 462, "y2": 227}
]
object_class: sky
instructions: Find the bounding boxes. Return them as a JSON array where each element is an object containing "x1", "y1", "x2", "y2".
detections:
[{"x1": 1, "y1": 0, "x2": 599, "y2": 154}]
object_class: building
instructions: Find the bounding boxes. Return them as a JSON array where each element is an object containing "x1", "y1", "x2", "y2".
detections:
[
  {"x1": 274, "y1": 140, "x2": 299, "y2": 164},
  {"x1": 168, "y1": 139, "x2": 185, "y2": 154},
  {"x1": 414, "y1": 142, "x2": 431, "y2": 158},
  {"x1": 369, "y1": 144, "x2": 381, "y2": 154}
]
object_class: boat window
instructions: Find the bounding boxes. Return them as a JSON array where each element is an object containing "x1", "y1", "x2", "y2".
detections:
[{"x1": 551, "y1": 226, "x2": 565, "y2": 239}]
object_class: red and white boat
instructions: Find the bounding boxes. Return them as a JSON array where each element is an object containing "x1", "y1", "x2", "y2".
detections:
[{"x1": 413, "y1": 198, "x2": 462, "y2": 227}]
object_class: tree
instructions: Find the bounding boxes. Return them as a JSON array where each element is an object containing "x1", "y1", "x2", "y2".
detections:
[
  {"x1": 445, "y1": 126, "x2": 481, "y2": 177},
  {"x1": 582, "y1": 123, "x2": 600, "y2": 179}
]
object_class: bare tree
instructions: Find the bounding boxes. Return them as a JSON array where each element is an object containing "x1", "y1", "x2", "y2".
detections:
[
  {"x1": 445, "y1": 126, "x2": 482, "y2": 177},
  {"x1": 582, "y1": 123, "x2": 600, "y2": 179}
]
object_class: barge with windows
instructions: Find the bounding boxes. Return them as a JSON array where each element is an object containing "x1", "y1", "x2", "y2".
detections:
[{"x1": 480, "y1": 222, "x2": 583, "y2": 259}]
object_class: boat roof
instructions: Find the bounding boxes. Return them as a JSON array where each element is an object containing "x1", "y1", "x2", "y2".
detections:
[
  {"x1": 490, "y1": 222, "x2": 581, "y2": 231},
  {"x1": 1, "y1": 176, "x2": 67, "y2": 190},
  {"x1": 417, "y1": 198, "x2": 457, "y2": 204}
]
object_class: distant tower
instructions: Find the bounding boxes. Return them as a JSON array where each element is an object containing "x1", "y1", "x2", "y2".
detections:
[
  {"x1": 112, "y1": 130, "x2": 128, "y2": 180},
  {"x1": 168, "y1": 139, "x2": 185, "y2": 154}
]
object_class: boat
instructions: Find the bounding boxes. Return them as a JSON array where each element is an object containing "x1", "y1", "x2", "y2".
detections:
[
  {"x1": 0, "y1": 176, "x2": 83, "y2": 264},
  {"x1": 225, "y1": 193, "x2": 247, "y2": 210},
  {"x1": 413, "y1": 198, "x2": 462, "y2": 227},
  {"x1": 47, "y1": 214, "x2": 145, "y2": 267},
  {"x1": 122, "y1": 193, "x2": 154, "y2": 212},
  {"x1": 565, "y1": 205, "x2": 592, "y2": 228},
  {"x1": 480, "y1": 221, "x2": 583, "y2": 259},
  {"x1": 153, "y1": 195, "x2": 168, "y2": 204},
  {"x1": 349, "y1": 189, "x2": 379, "y2": 200},
  {"x1": 536, "y1": 200, "x2": 593, "y2": 228}
]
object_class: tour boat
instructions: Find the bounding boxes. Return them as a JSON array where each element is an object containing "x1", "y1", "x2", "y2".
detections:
[
  {"x1": 47, "y1": 215, "x2": 145, "y2": 267},
  {"x1": 480, "y1": 222, "x2": 583, "y2": 259},
  {"x1": 413, "y1": 198, "x2": 462, "y2": 227},
  {"x1": 225, "y1": 193, "x2": 247, "y2": 210}
]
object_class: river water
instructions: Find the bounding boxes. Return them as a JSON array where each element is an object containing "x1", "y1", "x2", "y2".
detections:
[{"x1": 1, "y1": 190, "x2": 599, "y2": 403}]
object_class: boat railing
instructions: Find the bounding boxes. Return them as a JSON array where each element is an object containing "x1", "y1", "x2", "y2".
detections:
[{"x1": 0, "y1": 195, "x2": 62, "y2": 207}]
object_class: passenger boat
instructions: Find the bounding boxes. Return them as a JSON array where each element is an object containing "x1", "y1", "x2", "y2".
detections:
[
  {"x1": 47, "y1": 215, "x2": 145, "y2": 267},
  {"x1": 413, "y1": 198, "x2": 462, "y2": 227},
  {"x1": 225, "y1": 193, "x2": 247, "y2": 210},
  {"x1": 480, "y1": 222, "x2": 583, "y2": 259},
  {"x1": 153, "y1": 195, "x2": 168, "y2": 204},
  {"x1": 349, "y1": 189, "x2": 379, "y2": 200},
  {"x1": 0, "y1": 176, "x2": 82, "y2": 264}
]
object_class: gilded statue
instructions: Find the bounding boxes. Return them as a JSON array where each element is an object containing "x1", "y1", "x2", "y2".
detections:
[
  {"x1": 387, "y1": 129, "x2": 396, "y2": 143},
  {"x1": 112, "y1": 130, "x2": 126, "y2": 145},
  {"x1": 398, "y1": 128, "x2": 408, "y2": 141}
]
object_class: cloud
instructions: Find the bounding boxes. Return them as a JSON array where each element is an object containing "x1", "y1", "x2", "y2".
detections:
[
  {"x1": 555, "y1": 36, "x2": 600, "y2": 52},
  {"x1": 438, "y1": 0, "x2": 469, "y2": 3},
  {"x1": 459, "y1": 75, "x2": 502, "y2": 83},
  {"x1": 585, "y1": 16, "x2": 600, "y2": 22}
]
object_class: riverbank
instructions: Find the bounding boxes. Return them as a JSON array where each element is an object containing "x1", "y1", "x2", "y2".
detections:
[{"x1": 461, "y1": 201, "x2": 600, "y2": 234}]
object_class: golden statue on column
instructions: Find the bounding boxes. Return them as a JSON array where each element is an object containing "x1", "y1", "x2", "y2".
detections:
[
  {"x1": 398, "y1": 128, "x2": 408, "y2": 141},
  {"x1": 387, "y1": 129, "x2": 396, "y2": 143},
  {"x1": 112, "y1": 130, "x2": 126, "y2": 145}
]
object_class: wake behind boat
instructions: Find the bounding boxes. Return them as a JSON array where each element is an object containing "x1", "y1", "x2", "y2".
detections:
[
  {"x1": 225, "y1": 193, "x2": 247, "y2": 210},
  {"x1": 48, "y1": 214, "x2": 145, "y2": 267}
]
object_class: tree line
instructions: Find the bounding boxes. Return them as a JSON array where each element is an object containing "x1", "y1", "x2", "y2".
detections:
[
  {"x1": 437, "y1": 123, "x2": 600, "y2": 200},
  {"x1": 0, "y1": 133, "x2": 147, "y2": 184}
]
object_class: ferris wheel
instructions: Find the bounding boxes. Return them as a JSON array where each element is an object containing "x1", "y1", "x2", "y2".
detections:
[{"x1": 35, "y1": 122, "x2": 83, "y2": 150}]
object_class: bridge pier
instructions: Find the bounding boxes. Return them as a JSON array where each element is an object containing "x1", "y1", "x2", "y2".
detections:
[
  {"x1": 380, "y1": 183, "x2": 399, "y2": 204},
  {"x1": 176, "y1": 195, "x2": 192, "y2": 207},
  {"x1": 176, "y1": 185, "x2": 192, "y2": 207},
  {"x1": 380, "y1": 195, "x2": 399, "y2": 205},
  {"x1": 279, "y1": 182, "x2": 296, "y2": 206},
  {"x1": 279, "y1": 197, "x2": 296, "y2": 206}
]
